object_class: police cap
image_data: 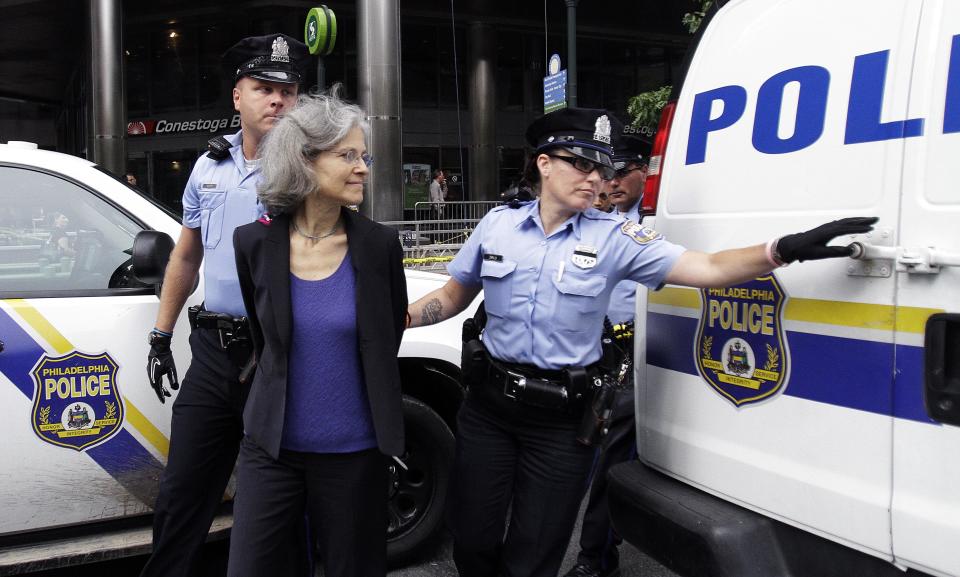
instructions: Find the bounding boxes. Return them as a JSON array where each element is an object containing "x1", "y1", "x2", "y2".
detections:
[
  {"x1": 612, "y1": 134, "x2": 652, "y2": 170},
  {"x1": 222, "y1": 34, "x2": 310, "y2": 85},
  {"x1": 525, "y1": 107, "x2": 623, "y2": 168}
]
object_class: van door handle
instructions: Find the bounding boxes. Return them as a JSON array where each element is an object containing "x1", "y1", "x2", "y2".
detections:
[
  {"x1": 924, "y1": 313, "x2": 960, "y2": 427},
  {"x1": 848, "y1": 242, "x2": 960, "y2": 275}
]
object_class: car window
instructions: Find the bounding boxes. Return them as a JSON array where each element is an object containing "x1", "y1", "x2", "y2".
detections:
[{"x1": 0, "y1": 165, "x2": 150, "y2": 296}]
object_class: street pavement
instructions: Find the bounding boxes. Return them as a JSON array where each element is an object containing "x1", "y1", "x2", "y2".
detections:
[
  {"x1": 28, "y1": 495, "x2": 680, "y2": 577},
  {"x1": 388, "y1": 494, "x2": 680, "y2": 577}
]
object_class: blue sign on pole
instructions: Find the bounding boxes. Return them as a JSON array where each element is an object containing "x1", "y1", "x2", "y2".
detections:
[{"x1": 544, "y1": 69, "x2": 567, "y2": 113}]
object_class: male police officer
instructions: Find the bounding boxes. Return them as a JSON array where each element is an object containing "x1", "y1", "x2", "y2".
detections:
[
  {"x1": 565, "y1": 135, "x2": 651, "y2": 577},
  {"x1": 142, "y1": 34, "x2": 308, "y2": 577}
]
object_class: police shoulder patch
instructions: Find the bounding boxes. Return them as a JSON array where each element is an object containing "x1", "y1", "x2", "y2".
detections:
[{"x1": 620, "y1": 220, "x2": 661, "y2": 244}]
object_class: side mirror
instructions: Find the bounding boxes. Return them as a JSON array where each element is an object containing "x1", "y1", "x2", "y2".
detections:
[{"x1": 132, "y1": 230, "x2": 175, "y2": 285}]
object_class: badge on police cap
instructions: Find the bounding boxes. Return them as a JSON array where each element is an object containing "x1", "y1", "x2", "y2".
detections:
[
  {"x1": 271, "y1": 36, "x2": 290, "y2": 63},
  {"x1": 571, "y1": 244, "x2": 598, "y2": 269},
  {"x1": 594, "y1": 115, "x2": 611, "y2": 145}
]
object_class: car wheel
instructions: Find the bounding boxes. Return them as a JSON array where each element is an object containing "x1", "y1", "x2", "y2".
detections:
[{"x1": 386, "y1": 394, "x2": 455, "y2": 566}]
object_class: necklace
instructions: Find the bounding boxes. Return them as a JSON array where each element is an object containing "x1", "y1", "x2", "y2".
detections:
[{"x1": 292, "y1": 217, "x2": 340, "y2": 241}]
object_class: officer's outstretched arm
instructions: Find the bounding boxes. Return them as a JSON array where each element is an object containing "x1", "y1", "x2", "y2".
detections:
[
  {"x1": 665, "y1": 247, "x2": 772, "y2": 288},
  {"x1": 407, "y1": 278, "x2": 481, "y2": 328},
  {"x1": 665, "y1": 217, "x2": 877, "y2": 288}
]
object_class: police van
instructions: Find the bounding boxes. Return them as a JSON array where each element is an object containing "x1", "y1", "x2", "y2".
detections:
[
  {"x1": 0, "y1": 141, "x2": 475, "y2": 572},
  {"x1": 608, "y1": 1, "x2": 960, "y2": 576}
]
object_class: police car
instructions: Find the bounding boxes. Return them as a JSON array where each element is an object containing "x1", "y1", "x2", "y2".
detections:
[
  {"x1": 609, "y1": 1, "x2": 960, "y2": 577},
  {"x1": 0, "y1": 141, "x2": 474, "y2": 571}
]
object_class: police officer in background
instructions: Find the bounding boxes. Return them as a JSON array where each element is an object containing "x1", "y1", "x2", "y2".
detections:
[
  {"x1": 405, "y1": 106, "x2": 877, "y2": 577},
  {"x1": 141, "y1": 34, "x2": 308, "y2": 577},
  {"x1": 564, "y1": 134, "x2": 651, "y2": 577}
]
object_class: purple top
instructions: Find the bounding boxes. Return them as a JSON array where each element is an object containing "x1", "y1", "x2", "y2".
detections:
[{"x1": 281, "y1": 253, "x2": 377, "y2": 453}]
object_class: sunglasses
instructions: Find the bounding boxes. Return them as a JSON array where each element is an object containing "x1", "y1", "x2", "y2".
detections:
[
  {"x1": 613, "y1": 166, "x2": 644, "y2": 179},
  {"x1": 548, "y1": 154, "x2": 615, "y2": 180}
]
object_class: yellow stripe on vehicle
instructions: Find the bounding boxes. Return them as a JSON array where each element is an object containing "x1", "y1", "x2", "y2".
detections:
[
  {"x1": 7, "y1": 299, "x2": 73, "y2": 354},
  {"x1": 123, "y1": 398, "x2": 170, "y2": 457},
  {"x1": 648, "y1": 287, "x2": 942, "y2": 334},
  {"x1": 7, "y1": 299, "x2": 170, "y2": 457}
]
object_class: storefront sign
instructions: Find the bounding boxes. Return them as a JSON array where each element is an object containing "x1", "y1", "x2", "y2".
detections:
[{"x1": 127, "y1": 114, "x2": 240, "y2": 137}]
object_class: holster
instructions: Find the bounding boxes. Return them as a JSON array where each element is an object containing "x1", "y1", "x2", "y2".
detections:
[
  {"x1": 461, "y1": 306, "x2": 490, "y2": 387},
  {"x1": 188, "y1": 305, "x2": 253, "y2": 369},
  {"x1": 461, "y1": 319, "x2": 489, "y2": 387}
]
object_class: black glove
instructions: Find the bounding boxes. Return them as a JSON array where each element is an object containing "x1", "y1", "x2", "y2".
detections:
[
  {"x1": 147, "y1": 331, "x2": 179, "y2": 403},
  {"x1": 776, "y1": 217, "x2": 878, "y2": 263}
]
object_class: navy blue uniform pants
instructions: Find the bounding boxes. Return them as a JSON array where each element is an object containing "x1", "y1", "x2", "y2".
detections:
[
  {"x1": 575, "y1": 388, "x2": 637, "y2": 573},
  {"x1": 449, "y1": 384, "x2": 596, "y2": 577},
  {"x1": 226, "y1": 438, "x2": 387, "y2": 577},
  {"x1": 140, "y1": 328, "x2": 243, "y2": 577}
]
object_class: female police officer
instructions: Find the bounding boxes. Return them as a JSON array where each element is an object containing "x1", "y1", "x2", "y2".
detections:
[{"x1": 406, "y1": 107, "x2": 876, "y2": 577}]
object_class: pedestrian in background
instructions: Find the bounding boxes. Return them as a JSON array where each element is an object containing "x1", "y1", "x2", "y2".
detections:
[
  {"x1": 405, "y1": 106, "x2": 877, "y2": 577},
  {"x1": 592, "y1": 190, "x2": 613, "y2": 212},
  {"x1": 229, "y1": 89, "x2": 408, "y2": 577},
  {"x1": 429, "y1": 168, "x2": 447, "y2": 216},
  {"x1": 141, "y1": 33, "x2": 309, "y2": 577}
]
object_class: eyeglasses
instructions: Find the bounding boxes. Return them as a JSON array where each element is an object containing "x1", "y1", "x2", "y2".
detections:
[
  {"x1": 613, "y1": 166, "x2": 645, "y2": 179},
  {"x1": 547, "y1": 154, "x2": 615, "y2": 180},
  {"x1": 334, "y1": 149, "x2": 374, "y2": 167}
]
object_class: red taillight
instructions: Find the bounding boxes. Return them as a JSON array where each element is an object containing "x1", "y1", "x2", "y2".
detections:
[{"x1": 641, "y1": 100, "x2": 677, "y2": 216}]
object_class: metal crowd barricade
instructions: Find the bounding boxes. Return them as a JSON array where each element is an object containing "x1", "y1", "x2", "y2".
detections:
[{"x1": 383, "y1": 201, "x2": 502, "y2": 272}]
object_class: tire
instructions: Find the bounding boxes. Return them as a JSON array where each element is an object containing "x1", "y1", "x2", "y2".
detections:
[{"x1": 386, "y1": 394, "x2": 455, "y2": 566}]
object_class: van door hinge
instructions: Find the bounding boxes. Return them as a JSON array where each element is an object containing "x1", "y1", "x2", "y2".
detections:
[
  {"x1": 847, "y1": 230, "x2": 960, "y2": 276},
  {"x1": 845, "y1": 228, "x2": 894, "y2": 277}
]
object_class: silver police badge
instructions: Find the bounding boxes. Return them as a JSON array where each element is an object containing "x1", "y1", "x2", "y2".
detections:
[
  {"x1": 571, "y1": 244, "x2": 598, "y2": 269},
  {"x1": 695, "y1": 275, "x2": 791, "y2": 407},
  {"x1": 594, "y1": 115, "x2": 611, "y2": 145},
  {"x1": 271, "y1": 36, "x2": 290, "y2": 63}
]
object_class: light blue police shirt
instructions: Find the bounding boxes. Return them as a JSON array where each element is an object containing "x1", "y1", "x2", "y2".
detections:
[
  {"x1": 446, "y1": 200, "x2": 685, "y2": 370},
  {"x1": 607, "y1": 200, "x2": 644, "y2": 324},
  {"x1": 181, "y1": 130, "x2": 265, "y2": 317}
]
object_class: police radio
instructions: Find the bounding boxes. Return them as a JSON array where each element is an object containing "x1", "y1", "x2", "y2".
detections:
[{"x1": 206, "y1": 136, "x2": 232, "y2": 161}]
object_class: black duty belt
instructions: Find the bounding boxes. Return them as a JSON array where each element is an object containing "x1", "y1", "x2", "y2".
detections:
[
  {"x1": 486, "y1": 358, "x2": 600, "y2": 413},
  {"x1": 188, "y1": 305, "x2": 250, "y2": 351}
]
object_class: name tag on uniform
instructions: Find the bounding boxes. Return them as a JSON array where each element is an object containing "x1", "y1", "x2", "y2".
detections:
[
  {"x1": 483, "y1": 253, "x2": 503, "y2": 262},
  {"x1": 571, "y1": 244, "x2": 598, "y2": 269},
  {"x1": 201, "y1": 182, "x2": 219, "y2": 189}
]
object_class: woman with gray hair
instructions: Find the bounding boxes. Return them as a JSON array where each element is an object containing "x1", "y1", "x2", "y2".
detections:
[{"x1": 229, "y1": 88, "x2": 408, "y2": 577}]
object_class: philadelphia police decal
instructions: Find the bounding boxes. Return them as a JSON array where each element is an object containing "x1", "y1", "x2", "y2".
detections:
[
  {"x1": 30, "y1": 351, "x2": 124, "y2": 451},
  {"x1": 695, "y1": 275, "x2": 790, "y2": 407}
]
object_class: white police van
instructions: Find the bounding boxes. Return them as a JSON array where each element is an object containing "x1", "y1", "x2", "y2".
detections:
[
  {"x1": 608, "y1": 1, "x2": 960, "y2": 576},
  {"x1": 0, "y1": 141, "x2": 475, "y2": 572}
]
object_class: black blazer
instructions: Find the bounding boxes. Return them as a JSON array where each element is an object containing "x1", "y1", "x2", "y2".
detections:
[{"x1": 233, "y1": 208, "x2": 408, "y2": 459}]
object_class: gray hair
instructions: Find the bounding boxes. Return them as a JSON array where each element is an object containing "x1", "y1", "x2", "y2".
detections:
[{"x1": 257, "y1": 86, "x2": 368, "y2": 214}]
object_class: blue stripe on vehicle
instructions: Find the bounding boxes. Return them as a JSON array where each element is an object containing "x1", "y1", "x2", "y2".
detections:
[
  {"x1": 647, "y1": 312, "x2": 934, "y2": 424},
  {"x1": 0, "y1": 307, "x2": 165, "y2": 504}
]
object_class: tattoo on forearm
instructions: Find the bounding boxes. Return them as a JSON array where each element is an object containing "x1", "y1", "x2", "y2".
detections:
[{"x1": 422, "y1": 298, "x2": 443, "y2": 325}]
